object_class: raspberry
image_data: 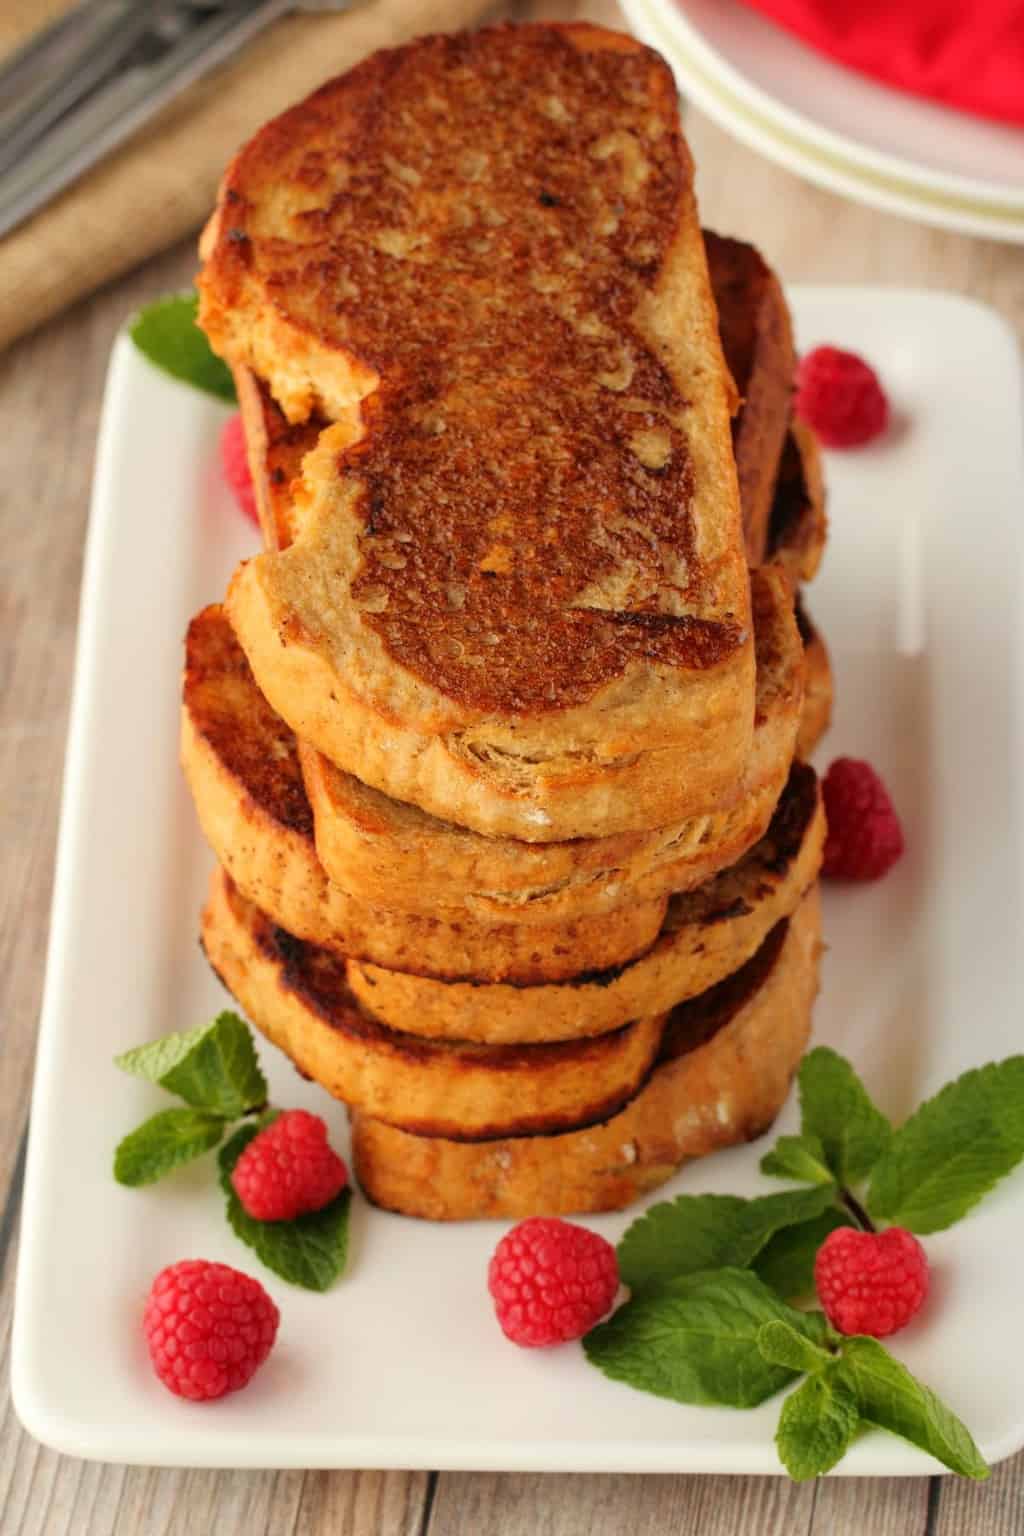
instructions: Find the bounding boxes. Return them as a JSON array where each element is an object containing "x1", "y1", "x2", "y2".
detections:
[
  {"x1": 815, "y1": 1225, "x2": 929, "y2": 1338},
  {"x1": 488, "y1": 1217, "x2": 619, "y2": 1347},
  {"x1": 230, "y1": 1109, "x2": 348, "y2": 1221},
  {"x1": 219, "y1": 413, "x2": 259, "y2": 525},
  {"x1": 143, "y1": 1259, "x2": 279, "y2": 1400},
  {"x1": 822, "y1": 757, "x2": 904, "y2": 880},
  {"x1": 795, "y1": 345, "x2": 889, "y2": 448}
]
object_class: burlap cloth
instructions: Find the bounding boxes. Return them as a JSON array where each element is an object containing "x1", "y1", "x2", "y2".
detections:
[{"x1": 0, "y1": 0, "x2": 495, "y2": 351}]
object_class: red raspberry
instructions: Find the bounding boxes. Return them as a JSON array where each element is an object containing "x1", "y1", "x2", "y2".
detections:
[
  {"x1": 822, "y1": 757, "x2": 904, "y2": 880},
  {"x1": 219, "y1": 413, "x2": 259, "y2": 525},
  {"x1": 488, "y1": 1217, "x2": 619, "y2": 1347},
  {"x1": 795, "y1": 345, "x2": 889, "y2": 448},
  {"x1": 143, "y1": 1259, "x2": 279, "y2": 1401},
  {"x1": 231, "y1": 1109, "x2": 348, "y2": 1221},
  {"x1": 815, "y1": 1225, "x2": 929, "y2": 1338}
]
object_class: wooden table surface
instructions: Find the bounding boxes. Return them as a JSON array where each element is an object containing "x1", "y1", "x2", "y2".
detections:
[{"x1": 2, "y1": 2, "x2": 1022, "y2": 1530}]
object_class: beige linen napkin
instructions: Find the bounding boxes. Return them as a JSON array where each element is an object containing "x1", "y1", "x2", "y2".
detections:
[{"x1": 0, "y1": 0, "x2": 495, "y2": 351}]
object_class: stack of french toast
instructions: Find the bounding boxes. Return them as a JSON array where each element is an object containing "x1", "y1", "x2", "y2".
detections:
[{"x1": 182, "y1": 22, "x2": 832, "y2": 1220}]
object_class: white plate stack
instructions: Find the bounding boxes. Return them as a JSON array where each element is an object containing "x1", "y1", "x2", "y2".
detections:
[{"x1": 621, "y1": 0, "x2": 1024, "y2": 243}]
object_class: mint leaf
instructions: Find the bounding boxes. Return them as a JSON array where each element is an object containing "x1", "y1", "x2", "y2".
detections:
[
  {"x1": 838, "y1": 1336, "x2": 989, "y2": 1480},
  {"x1": 775, "y1": 1365, "x2": 861, "y2": 1480},
  {"x1": 760, "y1": 1134, "x2": 834, "y2": 1186},
  {"x1": 617, "y1": 1186, "x2": 837, "y2": 1293},
  {"x1": 753, "y1": 1210, "x2": 851, "y2": 1301},
  {"x1": 798, "y1": 1048, "x2": 892, "y2": 1186},
  {"x1": 116, "y1": 1012, "x2": 267, "y2": 1119},
  {"x1": 758, "y1": 1318, "x2": 835, "y2": 1375},
  {"x1": 867, "y1": 1057, "x2": 1024, "y2": 1234},
  {"x1": 218, "y1": 1122, "x2": 350, "y2": 1292},
  {"x1": 129, "y1": 293, "x2": 236, "y2": 401},
  {"x1": 584, "y1": 1268, "x2": 829, "y2": 1409},
  {"x1": 114, "y1": 1107, "x2": 226, "y2": 1186}
]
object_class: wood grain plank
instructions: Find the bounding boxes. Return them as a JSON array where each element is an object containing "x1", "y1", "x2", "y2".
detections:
[
  {"x1": 425, "y1": 1470, "x2": 814, "y2": 1535},
  {"x1": 810, "y1": 1476, "x2": 930, "y2": 1534},
  {"x1": 934, "y1": 1456, "x2": 1024, "y2": 1536}
]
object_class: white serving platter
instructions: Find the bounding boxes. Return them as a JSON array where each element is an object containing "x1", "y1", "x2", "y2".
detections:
[
  {"x1": 12, "y1": 289, "x2": 1024, "y2": 1474},
  {"x1": 621, "y1": 0, "x2": 1024, "y2": 245}
]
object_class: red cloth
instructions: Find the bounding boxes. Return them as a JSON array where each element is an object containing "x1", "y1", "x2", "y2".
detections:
[{"x1": 733, "y1": 0, "x2": 1024, "y2": 128}]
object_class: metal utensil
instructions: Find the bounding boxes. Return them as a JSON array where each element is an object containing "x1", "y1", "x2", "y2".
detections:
[{"x1": 0, "y1": 0, "x2": 354, "y2": 242}]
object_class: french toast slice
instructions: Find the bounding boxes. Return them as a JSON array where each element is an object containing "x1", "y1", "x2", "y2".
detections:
[
  {"x1": 200, "y1": 23, "x2": 755, "y2": 841},
  {"x1": 350, "y1": 888, "x2": 821, "y2": 1219},
  {"x1": 201, "y1": 868, "x2": 666, "y2": 1139},
  {"x1": 347, "y1": 763, "x2": 823, "y2": 1043},
  {"x1": 184, "y1": 568, "x2": 801, "y2": 939},
  {"x1": 704, "y1": 231, "x2": 795, "y2": 566},
  {"x1": 182, "y1": 604, "x2": 668, "y2": 983}
]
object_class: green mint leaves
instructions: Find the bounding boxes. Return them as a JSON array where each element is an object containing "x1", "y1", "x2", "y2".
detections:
[
  {"x1": 129, "y1": 293, "x2": 236, "y2": 401},
  {"x1": 113, "y1": 1107, "x2": 228, "y2": 1187},
  {"x1": 584, "y1": 1270, "x2": 830, "y2": 1409},
  {"x1": 219, "y1": 1122, "x2": 351, "y2": 1292},
  {"x1": 617, "y1": 1186, "x2": 839, "y2": 1294},
  {"x1": 781, "y1": 1047, "x2": 893, "y2": 1187},
  {"x1": 114, "y1": 1013, "x2": 350, "y2": 1291},
  {"x1": 866, "y1": 1058, "x2": 1024, "y2": 1233},
  {"x1": 582, "y1": 1042, "x2": 1024, "y2": 1480},
  {"x1": 836, "y1": 1337, "x2": 988, "y2": 1480},
  {"x1": 761, "y1": 1048, "x2": 1024, "y2": 1236},
  {"x1": 774, "y1": 1366, "x2": 860, "y2": 1480},
  {"x1": 116, "y1": 1012, "x2": 267, "y2": 1120}
]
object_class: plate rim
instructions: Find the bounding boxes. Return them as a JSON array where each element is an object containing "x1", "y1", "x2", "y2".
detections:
[
  {"x1": 11, "y1": 289, "x2": 1024, "y2": 1474},
  {"x1": 635, "y1": 0, "x2": 1024, "y2": 210}
]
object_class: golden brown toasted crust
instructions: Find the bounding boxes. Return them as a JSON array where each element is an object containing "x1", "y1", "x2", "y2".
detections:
[
  {"x1": 231, "y1": 363, "x2": 801, "y2": 922},
  {"x1": 350, "y1": 888, "x2": 821, "y2": 1218},
  {"x1": 768, "y1": 421, "x2": 827, "y2": 584},
  {"x1": 348, "y1": 763, "x2": 823, "y2": 1042},
  {"x1": 704, "y1": 231, "x2": 795, "y2": 566},
  {"x1": 201, "y1": 23, "x2": 754, "y2": 841},
  {"x1": 796, "y1": 599, "x2": 833, "y2": 758},
  {"x1": 181, "y1": 605, "x2": 668, "y2": 981},
  {"x1": 201, "y1": 868, "x2": 667, "y2": 1139}
]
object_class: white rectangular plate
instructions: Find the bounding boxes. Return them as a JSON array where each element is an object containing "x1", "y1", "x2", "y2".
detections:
[{"x1": 12, "y1": 290, "x2": 1024, "y2": 1474}]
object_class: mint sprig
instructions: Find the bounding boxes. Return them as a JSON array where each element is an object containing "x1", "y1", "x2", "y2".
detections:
[
  {"x1": 129, "y1": 293, "x2": 236, "y2": 401},
  {"x1": 113, "y1": 1107, "x2": 227, "y2": 1186},
  {"x1": 867, "y1": 1057, "x2": 1024, "y2": 1233},
  {"x1": 584, "y1": 1269, "x2": 830, "y2": 1409},
  {"x1": 218, "y1": 1122, "x2": 351, "y2": 1293},
  {"x1": 617, "y1": 1186, "x2": 838, "y2": 1294},
  {"x1": 116, "y1": 1011, "x2": 267, "y2": 1119},
  {"x1": 114, "y1": 1013, "x2": 351, "y2": 1290},
  {"x1": 774, "y1": 1365, "x2": 861, "y2": 1480},
  {"x1": 581, "y1": 1044, "x2": 1024, "y2": 1479}
]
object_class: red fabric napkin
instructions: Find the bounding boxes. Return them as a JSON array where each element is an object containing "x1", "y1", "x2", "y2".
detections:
[{"x1": 734, "y1": 0, "x2": 1024, "y2": 127}]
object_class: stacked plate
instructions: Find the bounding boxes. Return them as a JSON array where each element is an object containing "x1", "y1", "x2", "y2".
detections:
[{"x1": 620, "y1": 0, "x2": 1024, "y2": 243}]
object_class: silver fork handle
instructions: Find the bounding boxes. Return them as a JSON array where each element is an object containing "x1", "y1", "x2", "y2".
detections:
[{"x1": 0, "y1": 0, "x2": 296, "y2": 243}]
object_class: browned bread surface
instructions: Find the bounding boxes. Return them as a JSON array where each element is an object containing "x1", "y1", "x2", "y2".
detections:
[
  {"x1": 181, "y1": 604, "x2": 668, "y2": 982},
  {"x1": 350, "y1": 887, "x2": 821, "y2": 1218},
  {"x1": 231, "y1": 353, "x2": 802, "y2": 921},
  {"x1": 348, "y1": 763, "x2": 823, "y2": 1042},
  {"x1": 704, "y1": 231, "x2": 795, "y2": 566},
  {"x1": 200, "y1": 24, "x2": 755, "y2": 840},
  {"x1": 201, "y1": 868, "x2": 667, "y2": 1139}
]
